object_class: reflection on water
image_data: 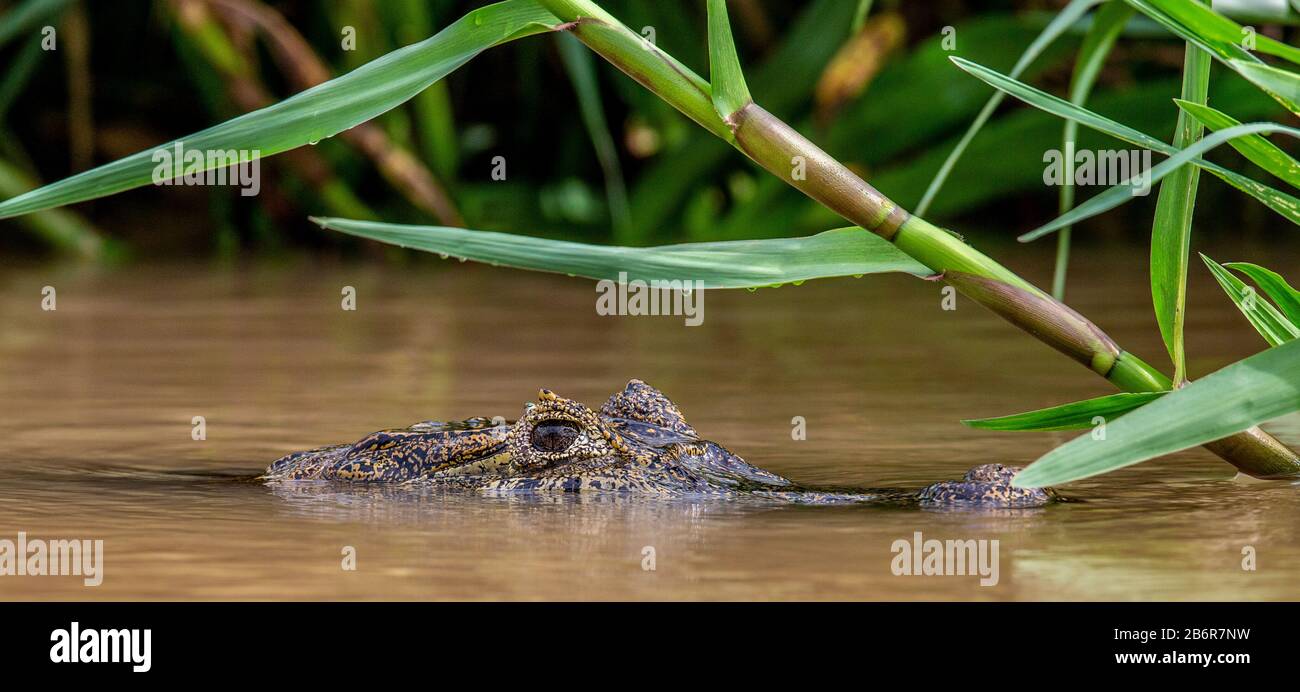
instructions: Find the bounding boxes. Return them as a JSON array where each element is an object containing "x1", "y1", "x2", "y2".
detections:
[{"x1": 1, "y1": 252, "x2": 1298, "y2": 600}]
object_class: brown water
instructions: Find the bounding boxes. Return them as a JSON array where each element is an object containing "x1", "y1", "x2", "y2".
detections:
[{"x1": 1, "y1": 250, "x2": 1298, "y2": 601}]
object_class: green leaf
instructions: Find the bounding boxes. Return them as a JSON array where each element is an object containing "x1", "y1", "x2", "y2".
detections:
[
  {"x1": 964, "y1": 392, "x2": 1166, "y2": 431},
  {"x1": 1176, "y1": 100, "x2": 1300, "y2": 187},
  {"x1": 947, "y1": 58, "x2": 1300, "y2": 239},
  {"x1": 1054, "y1": 0, "x2": 1136, "y2": 300},
  {"x1": 706, "y1": 0, "x2": 753, "y2": 118},
  {"x1": 0, "y1": 157, "x2": 106, "y2": 258},
  {"x1": 951, "y1": 57, "x2": 1164, "y2": 148},
  {"x1": 1230, "y1": 59, "x2": 1300, "y2": 116},
  {"x1": 1066, "y1": 1, "x2": 1133, "y2": 111},
  {"x1": 1121, "y1": 1, "x2": 1300, "y2": 114},
  {"x1": 380, "y1": 0, "x2": 459, "y2": 180},
  {"x1": 1224, "y1": 261, "x2": 1300, "y2": 327},
  {"x1": 1203, "y1": 254, "x2": 1300, "y2": 346},
  {"x1": 1151, "y1": 29, "x2": 1210, "y2": 386},
  {"x1": 311, "y1": 217, "x2": 932, "y2": 288},
  {"x1": 0, "y1": 0, "x2": 560, "y2": 220},
  {"x1": 916, "y1": 0, "x2": 1102, "y2": 216},
  {"x1": 1123, "y1": 0, "x2": 1300, "y2": 66},
  {"x1": 856, "y1": 70, "x2": 1275, "y2": 224},
  {"x1": 1028, "y1": 123, "x2": 1300, "y2": 240},
  {"x1": 1014, "y1": 338, "x2": 1300, "y2": 487}
]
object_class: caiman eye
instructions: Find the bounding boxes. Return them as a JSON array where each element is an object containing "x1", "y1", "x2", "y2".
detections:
[{"x1": 530, "y1": 420, "x2": 580, "y2": 453}]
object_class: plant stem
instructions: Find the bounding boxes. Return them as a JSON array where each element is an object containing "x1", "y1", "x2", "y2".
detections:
[
  {"x1": 538, "y1": 0, "x2": 1300, "y2": 479},
  {"x1": 1152, "y1": 17, "x2": 1212, "y2": 387}
]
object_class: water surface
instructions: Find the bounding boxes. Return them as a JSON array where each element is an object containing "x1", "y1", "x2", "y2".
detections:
[{"x1": 2, "y1": 250, "x2": 1298, "y2": 600}]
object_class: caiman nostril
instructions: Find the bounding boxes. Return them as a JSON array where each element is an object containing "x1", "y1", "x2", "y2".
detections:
[{"x1": 530, "y1": 419, "x2": 580, "y2": 453}]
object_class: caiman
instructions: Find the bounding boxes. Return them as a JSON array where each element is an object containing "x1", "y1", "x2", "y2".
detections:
[{"x1": 263, "y1": 380, "x2": 1057, "y2": 508}]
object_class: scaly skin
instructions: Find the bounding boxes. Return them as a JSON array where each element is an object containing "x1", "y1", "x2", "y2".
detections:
[{"x1": 263, "y1": 380, "x2": 1058, "y2": 508}]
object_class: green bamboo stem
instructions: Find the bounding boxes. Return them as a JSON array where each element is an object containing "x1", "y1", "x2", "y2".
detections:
[{"x1": 537, "y1": 0, "x2": 1300, "y2": 479}]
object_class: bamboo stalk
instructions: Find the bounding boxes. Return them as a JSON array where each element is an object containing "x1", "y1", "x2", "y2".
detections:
[{"x1": 538, "y1": 0, "x2": 1300, "y2": 479}]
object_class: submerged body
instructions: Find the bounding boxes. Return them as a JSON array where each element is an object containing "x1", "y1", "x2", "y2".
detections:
[{"x1": 264, "y1": 380, "x2": 1056, "y2": 508}]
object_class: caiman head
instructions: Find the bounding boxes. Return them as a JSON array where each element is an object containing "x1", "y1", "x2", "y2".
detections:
[{"x1": 486, "y1": 381, "x2": 777, "y2": 493}]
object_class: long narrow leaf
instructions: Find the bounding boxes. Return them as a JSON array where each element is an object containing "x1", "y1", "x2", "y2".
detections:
[
  {"x1": 1230, "y1": 60, "x2": 1300, "y2": 116},
  {"x1": 1117, "y1": 0, "x2": 1250, "y2": 63},
  {"x1": 1203, "y1": 254, "x2": 1300, "y2": 346},
  {"x1": 1224, "y1": 261, "x2": 1300, "y2": 326},
  {"x1": 0, "y1": 0, "x2": 560, "y2": 220},
  {"x1": 964, "y1": 392, "x2": 1165, "y2": 431},
  {"x1": 1123, "y1": 0, "x2": 1300, "y2": 65},
  {"x1": 1177, "y1": 100, "x2": 1300, "y2": 187},
  {"x1": 706, "y1": 0, "x2": 752, "y2": 118},
  {"x1": 0, "y1": 158, "x2": 105, "y2": 258},
  {"x1": 1014, "y1": 338, "x2": 1300, "y2": 487},
  {"x1": 1027, "y1": 123, "x2": 1300, "y2": 239},
  {"x1": 917, "y1": 0, "x2": 1102, "y2": 216},
  {"x1": 948, "y1": 58, "x2": 1300, "y2": 239},
  {"x1": 1122, "y1": 0, "x2": 1300, "y2": 114},
  {"x1": 1151, "y1": 28, "x2": 1210, "y2": 385},
  {"x1": 951, "y1": 57, "x2": 1163, "y2": 148},
  {"x1": 382, "y1": 0, "x2": 459, "y2": 180},
  {"x1": 312, "y1": 217, "x2": 932, "y2": 287}
]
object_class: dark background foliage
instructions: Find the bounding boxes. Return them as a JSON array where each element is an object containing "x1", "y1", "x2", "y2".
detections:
[{"x1": 0, "y1": 0, "x2": 1295, "y2": 262}]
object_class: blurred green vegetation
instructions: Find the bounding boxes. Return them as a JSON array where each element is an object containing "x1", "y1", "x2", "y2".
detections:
[{"x1": 0, "y1": 0, "x2": 1295, "y2": 261}]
